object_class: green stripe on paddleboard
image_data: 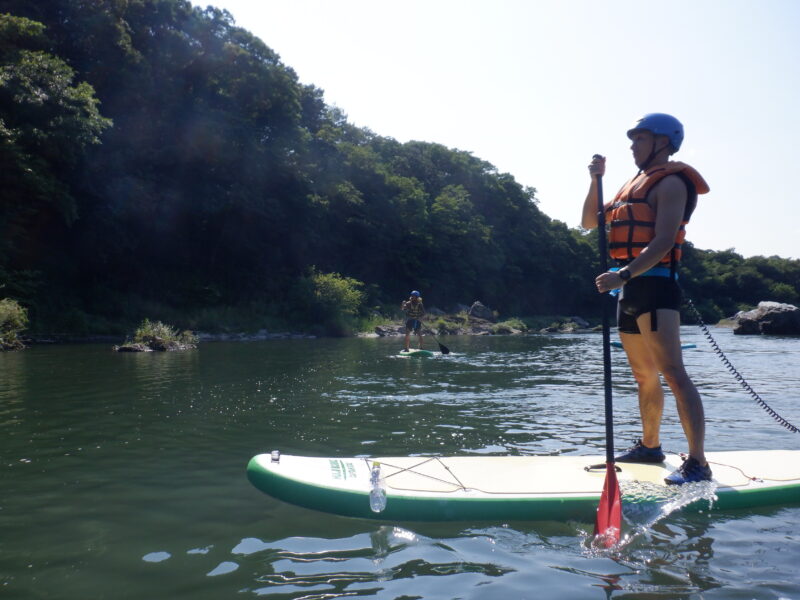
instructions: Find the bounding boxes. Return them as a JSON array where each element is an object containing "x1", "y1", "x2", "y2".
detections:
[
  {"x1": 710, "y1": 483, "x2": 800, "y2": 511},
  {"x1": 398, "y1": 349, "x2": 435, "y2": 357},
  {"x1": 246, "y1": 457, "x2": 598, "y2": 521}
]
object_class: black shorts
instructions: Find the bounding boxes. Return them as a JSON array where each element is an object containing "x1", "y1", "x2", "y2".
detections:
[
  {"x1": 405, "y1": 318, "x2": 422, "y2": 333},
  {"x1": 617, "y1": 276, "x2": 681, "y2": 334}
]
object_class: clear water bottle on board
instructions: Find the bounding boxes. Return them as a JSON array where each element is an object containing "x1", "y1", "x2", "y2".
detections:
[{"x1": 369, "y1": 461, "x2": 387, "y2": 513}]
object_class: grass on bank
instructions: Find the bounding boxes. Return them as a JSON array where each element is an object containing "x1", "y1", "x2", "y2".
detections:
[
  {"x1": 490, "y1": 317, "x2": 529, "y2": 334},
  {"x1": 410, "y1": 312, "x2": 532, "y2": 335}
]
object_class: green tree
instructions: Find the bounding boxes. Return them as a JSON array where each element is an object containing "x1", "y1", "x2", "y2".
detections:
[
  {"x1": 768, "y1": 282, "x2": 799, "y2": 305},
  {"x1": 291, "y1": 269, "x2": 366, "y2": 336},
  {"x1": 0, "y1": 0, "x2": 796, "y2": 335},
  {"x1": 0, "y1": 13, "x2": 110, "y2": 279}
]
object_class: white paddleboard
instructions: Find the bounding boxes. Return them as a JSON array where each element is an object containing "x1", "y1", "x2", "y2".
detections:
[{"x1": 247, "y1": 450, "x2": 800, "y2": 521}]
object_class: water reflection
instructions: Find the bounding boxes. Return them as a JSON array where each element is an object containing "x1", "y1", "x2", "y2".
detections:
[
  {"x1": 613, "y1": 514, "x2": 720, "y2": 596},
  {"x1": 0, "y1": 348, "x2": 26, "y2": 427},
  {"x1": 223, "y1": 515, "x2": 735, "y2": 599},
  {"x1": 232, "y1": 527, "x2": 518, "y2": 598}
]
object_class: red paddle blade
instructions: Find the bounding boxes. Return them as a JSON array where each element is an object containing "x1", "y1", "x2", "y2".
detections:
[{"x1": 594, "y1": 462, "x2": 622, "y2": 548}]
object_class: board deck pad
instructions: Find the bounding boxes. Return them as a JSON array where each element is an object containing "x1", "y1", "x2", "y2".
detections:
[{"x1": 247, "y1": 450, "x2": 800, "y2": 522}]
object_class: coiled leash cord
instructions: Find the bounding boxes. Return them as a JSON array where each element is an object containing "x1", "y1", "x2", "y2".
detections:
[{"x1": 684, "y1": 297, "x2": 799, "y2": 433}]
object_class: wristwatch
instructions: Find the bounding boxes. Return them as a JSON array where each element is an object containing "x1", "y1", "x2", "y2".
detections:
[{"x1": 618, "y1": 268, "x2": 632, "y2": 282}]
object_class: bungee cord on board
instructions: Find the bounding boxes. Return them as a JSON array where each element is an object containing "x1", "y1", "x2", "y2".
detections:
[{"x1": 684, "y1": 297, "x2": 799, "y2": 433}]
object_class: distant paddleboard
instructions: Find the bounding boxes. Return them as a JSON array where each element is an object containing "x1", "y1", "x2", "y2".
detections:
[
  {"x1": 611, "y1": 341, "x2": 696, "y2": 350},
  {"x1": 398, "y1": 349, "x2": 435, "y2": 358},
  {"x1": 247, "y1": 450, "x2": 800, "y2": 522}
]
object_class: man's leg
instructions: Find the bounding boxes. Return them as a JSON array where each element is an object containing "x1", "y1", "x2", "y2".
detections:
[
  {"x1": 404, "y1": 328, "x2": 411, "y2": 351},
  {"x1": 636, "y1": 309, "x2": 706, "y2": 465},
  {"x1": 620, "y1": 331, "x2": 664, "y2": 449}
]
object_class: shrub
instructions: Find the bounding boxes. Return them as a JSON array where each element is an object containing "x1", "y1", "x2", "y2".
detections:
[
  {"x1": 137, "y1": 319, "x2": 197, "y2": 344},
  {"x1": 292, "y1": 268, "x2": 366, "y2": 336},
  {"x1": 0, "y1": 298, "x2": 28, "y2": 350},
  {"x1": 312, "y1": 270, "x2": 364, "y2": 316},
  {"x1": 117, "y1": 318, "x2": 197, "y2": 351}
]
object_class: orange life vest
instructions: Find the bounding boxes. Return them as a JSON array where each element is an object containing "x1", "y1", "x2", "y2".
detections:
[
  {"x1": 605, "y1": 161, "x2": 710, "y2": 266},
  {"x1": 403, "y1": 299, "x2": 425, "y2": 318}
]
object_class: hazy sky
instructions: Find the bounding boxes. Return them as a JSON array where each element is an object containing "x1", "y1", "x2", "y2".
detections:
[{"x1": 196, "y1": 0, "x2": 799, "y2": 259}]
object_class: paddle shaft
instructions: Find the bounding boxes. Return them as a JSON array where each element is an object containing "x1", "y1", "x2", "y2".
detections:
[
  {"x1": 592, "y1": 159, "x2": 622, "y2": 546},
  {"x1": 594, "y1": 164, "x2": 615, "y2": 463}
]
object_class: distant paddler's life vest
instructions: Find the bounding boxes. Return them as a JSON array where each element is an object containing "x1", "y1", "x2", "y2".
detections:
[
  {"x1": 605, "y1": 161, "x2": 710, "y2": 266},
  {"x1": 404, "y1": 300, "x2": 424, "y2": 318}
]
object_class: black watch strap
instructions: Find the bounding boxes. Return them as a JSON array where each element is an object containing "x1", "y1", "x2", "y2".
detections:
[{"x1": 618, "y1": 268, "x2": 632, "y2": 281}]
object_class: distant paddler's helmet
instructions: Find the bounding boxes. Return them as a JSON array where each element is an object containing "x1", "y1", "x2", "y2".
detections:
[
  {"x1": 410, "y1": 291, "x2": 421, "y2": 297},
  {"x1": 627, "y1": 113, "x2": 684, "y2": 152}
]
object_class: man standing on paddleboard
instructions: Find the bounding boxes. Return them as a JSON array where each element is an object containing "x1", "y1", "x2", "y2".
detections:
[
  {"x1": 581, "y1": 113, "x2": 712, "y2": 485},
  {"x1": 401, "y1": 291, "x2": 426, "y2": 352}
]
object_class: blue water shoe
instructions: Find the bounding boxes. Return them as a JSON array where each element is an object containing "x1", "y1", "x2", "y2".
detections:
[
  {"x1": 615, "y1": 439, "x2": 665, "y2": 463},
  {"x1": 664, "y1": 456, "x2": 712, "y2": 485}
]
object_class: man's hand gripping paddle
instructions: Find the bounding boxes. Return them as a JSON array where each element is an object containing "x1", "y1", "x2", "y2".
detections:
[{"x1": 591, "y1": 154, "x2": 622, "y2": 547}]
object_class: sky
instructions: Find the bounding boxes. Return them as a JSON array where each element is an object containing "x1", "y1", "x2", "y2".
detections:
[{"x1": 196, "y1": 0, "x2": 800, "y2": 260}]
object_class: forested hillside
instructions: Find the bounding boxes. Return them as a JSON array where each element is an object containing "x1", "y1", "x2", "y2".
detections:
[{"x1": 1, "y1": 0, "x2": 798, "y2": 335}]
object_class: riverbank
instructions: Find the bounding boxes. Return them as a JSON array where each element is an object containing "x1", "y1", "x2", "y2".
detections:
[
  {"x1": 362, "y1": 314, "x2": 594, "y2": 338},
  {"x1": 15, "y1": 298, "x2": 800, "y2": 349},
  {"x1": 21, "y1": 330, "x2": 318, "y2": 346},
  {"x1": 17, "y1": 314, "x2": 593, "y2": 347}
]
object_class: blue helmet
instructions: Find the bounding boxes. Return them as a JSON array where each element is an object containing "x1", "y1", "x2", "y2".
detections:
[
  {"x1": 627, "y1": 113, "x2": 684, "y2": 152},
  {"x1": 410, "y1": 290, "x2": 421, "y2": 297}
]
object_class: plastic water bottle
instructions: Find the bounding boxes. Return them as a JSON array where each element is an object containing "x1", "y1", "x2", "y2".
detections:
[{"x1": 369, "y1": 461, "x2": 387, "y2": 513}]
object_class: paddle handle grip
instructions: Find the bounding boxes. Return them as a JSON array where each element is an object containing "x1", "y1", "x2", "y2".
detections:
[{"x1": 593, "y1": 154, "x2": 608, "y2": 272}]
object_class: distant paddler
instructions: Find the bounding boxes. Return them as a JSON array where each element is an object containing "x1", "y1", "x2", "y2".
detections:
[{"x1": 401, "y1": 290, "x2": 426, "y2": 352}]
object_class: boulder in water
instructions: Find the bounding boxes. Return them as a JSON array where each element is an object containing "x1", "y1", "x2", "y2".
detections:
[
  {"x1": 468, "y1": 301, "x2": 495, "y2": 322},
  {"x1": 733, "y1": 301, "x2": 800, "y2": 335}
]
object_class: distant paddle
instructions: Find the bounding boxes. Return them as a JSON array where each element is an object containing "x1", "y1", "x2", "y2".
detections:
[
  {"x1": 592, "y1": 155, "x2": 622, "y2": 547},
  {"x1": 426, "y1": 329, "x2": 450, "y2": 354}
]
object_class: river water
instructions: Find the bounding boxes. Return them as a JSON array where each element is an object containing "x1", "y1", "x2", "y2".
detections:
[{"x1": 2, "y1": 327, "x2": 799, "y2": 599}]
